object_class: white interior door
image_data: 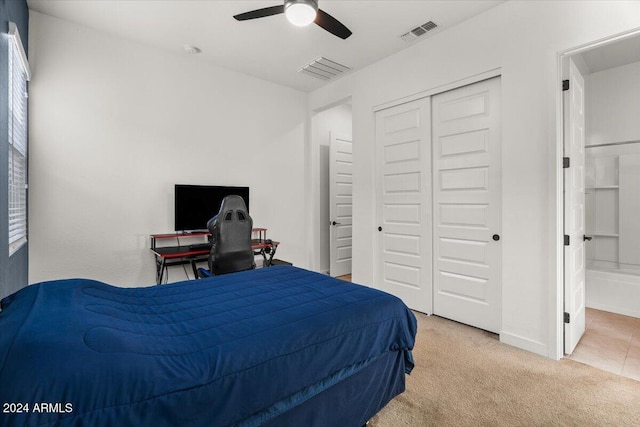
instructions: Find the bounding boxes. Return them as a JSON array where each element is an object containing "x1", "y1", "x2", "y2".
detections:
[
  {"x1": 432, "y1": 77, "x2": 502, "y2": 333},
  {"x1": 564, "y1": 58, "x2": 586, "y2": 355},
  {"x1": 329, "y1": 132, "x2": 353, "y2": 277},
  {"x1": 375, "y1": 98, "x2": 432, "y2": 314}
]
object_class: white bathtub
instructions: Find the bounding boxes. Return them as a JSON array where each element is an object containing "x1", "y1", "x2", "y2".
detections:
[{"x1": 586, "y1": 268, "x2": 640, "y2": 319}]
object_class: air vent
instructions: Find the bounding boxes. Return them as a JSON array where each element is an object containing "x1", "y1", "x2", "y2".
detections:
[
  {"x1": 400, "y1": 21, "x2": 438, "y2": 43},
  {"x1": 299, "y1": 57, "x2": 351, "y2": 81}
]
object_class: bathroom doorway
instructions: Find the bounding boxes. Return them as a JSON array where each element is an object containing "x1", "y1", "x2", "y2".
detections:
[
  {"x1": 311, "y1": 102, "x2": 353, "y2": 277},
  {"x1": 563, "y1": 33, "x2": 640, "y2": 380}
]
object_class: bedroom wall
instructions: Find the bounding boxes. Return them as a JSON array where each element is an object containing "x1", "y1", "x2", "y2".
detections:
[
  {"x1": 27, "y1": 12, "x2": 307, "y2": 287},
  {"x1": 308, "y1": 0, "x2": 640, "y2": 358},
  {"x1": 0, "y1": 0, "x2": 28, "y2": 301}
]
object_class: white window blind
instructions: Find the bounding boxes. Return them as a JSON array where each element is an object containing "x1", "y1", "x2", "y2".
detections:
[{"x1": 8, "y1": 22, "x2": 30, "y2": 256}]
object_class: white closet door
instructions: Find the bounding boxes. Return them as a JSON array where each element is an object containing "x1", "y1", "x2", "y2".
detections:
[
  {"x1": 375, "y1": 98, "x2": 432, "y2": 313},
  {"x1": 432, "y1": 77, "x2": 502, "y2": 333}
]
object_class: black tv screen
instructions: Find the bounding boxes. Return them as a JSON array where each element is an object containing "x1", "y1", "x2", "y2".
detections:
[{"x1": 174, "y1": 185, "x2": 250, "y2": 232}]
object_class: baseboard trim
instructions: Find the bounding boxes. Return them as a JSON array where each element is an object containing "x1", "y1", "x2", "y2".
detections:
[{"x1": 500, "y1": 331, "x2": 548, "y2": 358}]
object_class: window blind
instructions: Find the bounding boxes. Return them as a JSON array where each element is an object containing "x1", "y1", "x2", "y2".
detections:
[{"x1": 8, "y1": 23, "x2": 29, "y2": 256}]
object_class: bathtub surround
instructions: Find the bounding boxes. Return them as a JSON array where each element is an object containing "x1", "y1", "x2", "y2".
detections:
[
  {"x1": 584, "y1": 145, "x2": 640, "y2": 319},
  {"x1": 585, "y1": 142, "x2": 640, "y2": 273},
  {"x1": 583, "y1": 143, "x2": 640, "y2": 321},
  {"x1": 587, "y1": 269, "x2": 640, "y2": 319},
  {"x1": 583, "y1": 58, "x2": 640, "y2": 320}
]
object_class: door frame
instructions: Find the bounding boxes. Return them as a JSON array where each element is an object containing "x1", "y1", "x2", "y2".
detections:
[
  {"x1": 554, "y1": 28, "x2": 640, "y2": 360},
  {"x1": 372, "y1": 68, "x2": 502, "y2": 314}
]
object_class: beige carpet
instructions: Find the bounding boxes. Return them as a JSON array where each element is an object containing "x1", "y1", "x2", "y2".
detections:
[{"x1": 370, "y1": 313, "x2": 640, "y2": 426}]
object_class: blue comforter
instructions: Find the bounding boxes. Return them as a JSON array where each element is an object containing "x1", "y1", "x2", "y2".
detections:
[{"x1": 0, "y1": 266, "x2": 416, "y2": 426}]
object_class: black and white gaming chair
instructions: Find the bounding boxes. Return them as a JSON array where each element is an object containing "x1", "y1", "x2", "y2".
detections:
[{"x1": 197, "y1": 195, "x2": 255, "y2": 278}]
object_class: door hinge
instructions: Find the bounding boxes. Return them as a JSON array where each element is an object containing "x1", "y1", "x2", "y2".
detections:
[
  {"x1": 562, "y1": 80, "x2": 570, "y2": 91},
  {"x1": 564, "y1": 235, "x2": 570, "y2": 246},
  {"x1": 564, "y1": 312, "x2": 570, "y2": 323},
  {"x1": 563, "y1": 157, "x2": 570, "y2": 168}
]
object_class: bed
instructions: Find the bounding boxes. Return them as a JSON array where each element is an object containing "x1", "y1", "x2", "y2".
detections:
[{"x1": 0, "y1": 266, "x2": 416, "y2": 427}]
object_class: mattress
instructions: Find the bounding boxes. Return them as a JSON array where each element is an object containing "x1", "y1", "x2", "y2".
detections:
[{"x1": 0, "y1": 266, "x2": 416, "y2": 426}]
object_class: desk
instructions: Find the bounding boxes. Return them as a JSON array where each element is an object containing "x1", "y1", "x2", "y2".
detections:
[{"x1": 150, "y1": 231, "x2": 279, "y2": 284}]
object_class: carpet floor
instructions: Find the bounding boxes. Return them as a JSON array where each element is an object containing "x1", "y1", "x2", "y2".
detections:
[{"x1": 370, "y1": 312, "x2": 640, "y2": 426}]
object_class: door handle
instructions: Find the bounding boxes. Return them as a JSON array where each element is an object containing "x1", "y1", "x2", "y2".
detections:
[
  {"x1": 583, "y1": 235, "x2": 592, "y2": 241},
  {"x1": 492, "y1": 234, "x2": 500, "y2": 241},
  {"x1": 378, "y1": 226, "x2": 382, "y2": 232},
  {"x1": 331, "y1": 221, "x2": 341, "y2": 226}
]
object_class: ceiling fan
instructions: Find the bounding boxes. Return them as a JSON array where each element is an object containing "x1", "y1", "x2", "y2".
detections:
[{"x1": 233, "y1": 0, "x2": 352, "y2": 40}]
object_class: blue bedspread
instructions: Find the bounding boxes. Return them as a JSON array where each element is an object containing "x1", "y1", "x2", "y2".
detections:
[{"x1": 0, "y1": 266, "x2": 416, "y2": 427}]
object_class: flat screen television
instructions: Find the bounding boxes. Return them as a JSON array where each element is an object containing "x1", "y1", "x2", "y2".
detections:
[{"x1": 174, "y1": 184, "x2": 250, "y2": 232}]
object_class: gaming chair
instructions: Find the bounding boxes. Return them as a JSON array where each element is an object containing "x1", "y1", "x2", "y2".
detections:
[{"x1": 197, "y1": 195, "x2": 255, "y2": 277}]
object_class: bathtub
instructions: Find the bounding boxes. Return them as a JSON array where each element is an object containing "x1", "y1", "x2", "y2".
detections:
[{"x1": 586, "y1": 267, "x2": 640, "y2": 319}]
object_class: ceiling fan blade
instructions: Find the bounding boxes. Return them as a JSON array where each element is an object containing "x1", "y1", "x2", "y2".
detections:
[
  {"x1": 314, "y1": 9, "x2": 352, "y2": 39},
  {"x1": 233, "y1": 5, "x2": 285, "y2": 21}
]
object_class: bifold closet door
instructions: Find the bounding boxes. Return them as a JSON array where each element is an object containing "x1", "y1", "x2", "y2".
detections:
[
  {"x1": 375, "y1": 97, "x2": 432, "y2": 314},
  {"x1": 432, "y1": 77, "x2": 502, "y2": 333}
]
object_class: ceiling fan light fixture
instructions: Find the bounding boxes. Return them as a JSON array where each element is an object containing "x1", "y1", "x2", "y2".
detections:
[{"x1": 285, "y1": 0, "x2": 318, "y2": 27}]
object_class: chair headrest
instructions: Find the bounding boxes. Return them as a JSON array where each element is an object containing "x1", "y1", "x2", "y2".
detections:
[
  {"x1": 219, "y1": 195, "x2": 248, "y2": 214},
  {"x1": 208, "y1": 195, "x2": 250, "y2": 233}
]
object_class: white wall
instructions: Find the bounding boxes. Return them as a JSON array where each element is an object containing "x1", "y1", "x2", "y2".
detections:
[
  {"x1": 308, "y1": 0, "x2": 640, "y2": 358},
  {"x1": 586, "y1": 61, "x2": 640, "y2": 146},
  {"x1": 311, "y1": 104, "x2": 352, "y2": 274},
  {"x1": 28, "y1": 12, "x2": 308, "y2": 286}
]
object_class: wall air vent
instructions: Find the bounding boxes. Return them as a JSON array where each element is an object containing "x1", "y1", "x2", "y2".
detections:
[
  {"x1": 400, "y1": 21, "x2": 438, "y2": 43},
  {"x1": 299, "y1": 57, "x2": 351, "y2": 81}
]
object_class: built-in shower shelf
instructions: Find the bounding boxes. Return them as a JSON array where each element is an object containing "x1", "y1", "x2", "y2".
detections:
[{"x1": 587, "y1": 150, "x2": 640, "y2": 267}]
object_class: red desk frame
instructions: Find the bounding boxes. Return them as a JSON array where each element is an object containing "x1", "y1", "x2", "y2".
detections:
[{"x1": 150, "y1": 230, "x2": 278, "y2": 284}]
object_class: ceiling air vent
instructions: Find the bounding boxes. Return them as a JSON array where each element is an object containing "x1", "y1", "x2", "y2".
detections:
[
  {"x1": 400, "y1": 21, "x2": 438, "y2": 43},
  {"x1": 299, "y1": 57, "x2": 351, "y2": 81}
]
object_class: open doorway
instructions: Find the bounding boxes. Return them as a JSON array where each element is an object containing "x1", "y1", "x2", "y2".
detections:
[
  {"x1": 562, "y1": 33, "x2": 640, "y2": 380},
  {"x1": 312, "y1": 102, "x2": 353, "y2": 277}
]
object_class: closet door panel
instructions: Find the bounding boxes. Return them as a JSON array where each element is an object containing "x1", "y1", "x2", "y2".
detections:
[
  {"x1": 375, "y1": 98, "x2": 432, "y2": 313},
  {"x1": 432, "y1": 77, "x2": 502, "y2": 334}
]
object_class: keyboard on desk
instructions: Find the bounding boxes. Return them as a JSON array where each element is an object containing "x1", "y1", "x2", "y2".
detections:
[{"x1": 186, "y1": 243, "x2": 212, "y2": 251}]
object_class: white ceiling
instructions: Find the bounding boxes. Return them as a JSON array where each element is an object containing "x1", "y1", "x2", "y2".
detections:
[
  {"x1": 579, "y1": 33, "x2": 640, "y2": 75},
  {"x1": 26, "y1": 0, "x2": 504, "y2": 92}
]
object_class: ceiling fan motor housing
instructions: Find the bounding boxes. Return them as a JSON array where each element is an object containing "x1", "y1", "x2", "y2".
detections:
[
  {"x1": 285, "y1": 0, "x2": 319, "y2": 26},
  {"x1": 285, "y1": 0, "x2": 318, "y2": 10}
]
